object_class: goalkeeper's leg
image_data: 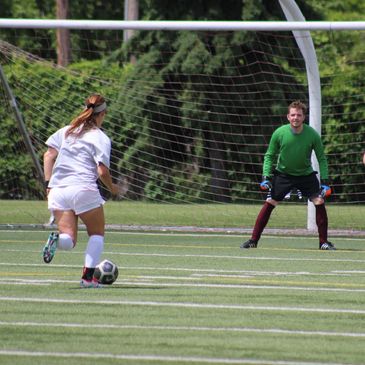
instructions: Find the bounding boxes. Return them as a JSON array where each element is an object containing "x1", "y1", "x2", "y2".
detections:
[
  {"x1": 314, "y1": 201, "x2": 336, "y2": 250},
  {"x1": 240, "y1": 201, "x2": 276, "y2": 248},
  {"x1": 241, "y1": 174, "x2": 291, "y2": 249}
]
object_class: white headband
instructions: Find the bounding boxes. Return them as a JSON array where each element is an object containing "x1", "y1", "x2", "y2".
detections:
[{"x1": 93, "y1": 102, "x2": 107, "y2": 113}]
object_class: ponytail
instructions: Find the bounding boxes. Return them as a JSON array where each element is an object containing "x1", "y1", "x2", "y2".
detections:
[{"x1": 66, "y1": 94, "x2": 106, "y2": 137}]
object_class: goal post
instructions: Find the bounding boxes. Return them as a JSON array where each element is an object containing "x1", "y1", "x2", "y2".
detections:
[
  {"x1": 279, "y1": 0, "x2": 321, "y2": 230},
  {"x1": 0, "y1": 16, "x2": 364, "y2": 231}
]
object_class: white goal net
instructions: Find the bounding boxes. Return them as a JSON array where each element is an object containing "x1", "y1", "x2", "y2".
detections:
[{"x1": 0, "y1": 23, "x2": 364, "y2": 231}]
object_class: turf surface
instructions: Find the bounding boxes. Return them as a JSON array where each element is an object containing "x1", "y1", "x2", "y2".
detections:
[{"x1": 1, "y1": 230, "x2": 365, "y2": 364}]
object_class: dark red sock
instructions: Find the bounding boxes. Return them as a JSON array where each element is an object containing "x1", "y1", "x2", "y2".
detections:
[
  {"x1": 315, "y1": 204, "x2": 328, "y2": 243},
  {"x1": 82, "y1": 267, "x2": 95, "y2": 281},
  {"x1": 252, "y1": 202, "x2": 275, "y2": 242}
]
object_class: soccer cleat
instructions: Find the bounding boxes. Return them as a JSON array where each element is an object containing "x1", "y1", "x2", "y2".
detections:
[
  {"x1": 80, "y1": 278, "x2": 102, "y2": 288},
  {"x1": 42, "y1": 232, "x2": 59, "y2": 263},
  {"x1": 319, "y1": 242, "x2": 336, "y2": 250},
  {"x1": 240, "y1": 239, "x2": 258, "y2": 249}
]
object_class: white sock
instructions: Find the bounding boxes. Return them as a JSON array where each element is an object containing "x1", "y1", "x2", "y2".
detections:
[
  {"x1": 58, "y1": 233, "x2": 74, "y2": 251},
  {"x1": 84, "y1": 235, "x2": 104, "y2": 268}
]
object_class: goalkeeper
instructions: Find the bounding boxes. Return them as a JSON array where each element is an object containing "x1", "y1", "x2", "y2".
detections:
[{"x1": 241, "y1": 100, "x2": 335, "y2": 250}]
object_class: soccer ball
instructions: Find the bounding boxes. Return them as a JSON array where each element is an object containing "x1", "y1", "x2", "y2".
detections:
[{"x1": 93, "y1": 259, "x2": 119, "y2": 285}]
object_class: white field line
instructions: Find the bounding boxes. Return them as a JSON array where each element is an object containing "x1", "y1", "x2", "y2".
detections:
[
  {"x1": 1, "y1": 296, "x2": 365, "y2": 314},
  {"x1": 0, "y1": 281, "x2": 49, "y2": 286},
  {"x1": 0, "y1": 350, "x2": 353, "y2": 365},
  {"x1": 2, "y1": 277, "x2": 365, "y2": 293},
  {"x1": 2, "y1": 249, "x2": 365, "y2": 263},
  {"x1": 1, "y1": 320, "x2": 365, "y2": 338},
  {"x1": 3, "y1": 262, "x2": 363, "y2": 277},
  {"x1": 106, "y1": 252, "x2": 365, "y2": 263},
  {"x1": 2, "y1": 228, "x2": 365, "y2": 241},
  {"x1": 2, "y1": 262, "x2": 364, "y2": 276}
]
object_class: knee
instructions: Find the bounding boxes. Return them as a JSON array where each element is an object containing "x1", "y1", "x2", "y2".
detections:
[
  {"x1": 58, "y1": 233, "x2": 75, "y2": 250},
  {"x1": 266, "y1": 198, "x2": 279, "y2": 207},
  {"x1": 312, "y1": 197, "x2": 325, "y2": 205}
]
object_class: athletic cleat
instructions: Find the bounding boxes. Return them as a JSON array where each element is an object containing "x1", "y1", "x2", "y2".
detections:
[
  {"x1": 240, "y1": 239, "x2": 258, "y2": 249},
  {"x1": 42, "y1": 232, "x2": 59, "y2": 263},
  {"x1": 80, "y1": 278, "x2": 102, "y2": 288},
  {"x1": 319, "y1": 242, "x2": 336, "y2": 250}
]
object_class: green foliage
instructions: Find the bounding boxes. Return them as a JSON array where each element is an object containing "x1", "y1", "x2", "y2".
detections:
[
  {"x1": 0, "y1": 58, "x2": 127, "y2": 199},
  {"x1": 1, "y1": 1, "x2": 365, "y2": 202},
  {"x1": 310, "y1": 28, "x2": 365, "y2": 201},
  {"x1": 113, "y1": 23, "x2": 307, "y2": 201}
]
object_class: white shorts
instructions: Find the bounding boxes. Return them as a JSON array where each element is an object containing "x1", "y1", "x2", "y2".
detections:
[{"x1": 48, "y1": 186, "x2": 105, "y2": 215}]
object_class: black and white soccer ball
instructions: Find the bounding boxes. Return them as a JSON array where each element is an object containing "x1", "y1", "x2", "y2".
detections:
[{"x1": 94, "y1": 259, "x2": 119, "y2": 285}]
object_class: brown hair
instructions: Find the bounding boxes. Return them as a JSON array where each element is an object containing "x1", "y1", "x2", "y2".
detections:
[
  {"x1": 66, "y1": 94, "x2": 106, "y2": 137},
  {"x1": 288, "y1": 100, "x2": 307, "y2": 115}
]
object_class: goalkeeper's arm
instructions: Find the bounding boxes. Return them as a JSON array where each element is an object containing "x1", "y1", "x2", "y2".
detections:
[{"x1": 320, "y1": 179, "x2": 332, "y2": 198}]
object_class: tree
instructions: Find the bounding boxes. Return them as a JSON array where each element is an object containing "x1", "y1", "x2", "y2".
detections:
[{"x1": 56, "y1": 0, "x2": 71, "y2": 66}]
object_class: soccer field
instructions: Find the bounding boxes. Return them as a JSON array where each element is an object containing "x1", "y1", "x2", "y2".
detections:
[{"x1": 1, "y1": 230, "x2": 365, "y2": 365}]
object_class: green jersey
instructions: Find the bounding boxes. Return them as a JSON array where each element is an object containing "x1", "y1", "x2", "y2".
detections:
[{"x1": 263, "y1": 124, "x2": 328, "y2": 179}]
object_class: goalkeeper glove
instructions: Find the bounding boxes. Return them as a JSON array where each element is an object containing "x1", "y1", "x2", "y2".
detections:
[
  {"x1": 260, "y1": 176, "x2": 272, "y2": 191},
  {"x1": 320, "y1": 180, "x2": 332, "y2": 198}
]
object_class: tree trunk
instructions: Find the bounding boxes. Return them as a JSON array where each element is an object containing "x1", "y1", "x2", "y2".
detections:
[
  {"x1": 56, "y1": 0, "x2": 71, "y2": 66},
  {"x1": 124, "y1": 0, "x2": 139, "y2": 64},
  {"x1": 205, "y1": 130, "x2": 231, "y2": 203}
]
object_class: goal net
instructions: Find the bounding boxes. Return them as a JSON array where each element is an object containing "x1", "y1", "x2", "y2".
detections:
[{"x1": 0, "y1": 24, "x2": 364, "y2": 232}]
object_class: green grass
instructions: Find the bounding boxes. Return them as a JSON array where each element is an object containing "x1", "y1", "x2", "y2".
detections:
[
  {"x1": 1, "y1": 199, "x2": 365, "y2": 231},
  {"x1": 1, "y1": 230, "x2": 365, "y2": 364}
]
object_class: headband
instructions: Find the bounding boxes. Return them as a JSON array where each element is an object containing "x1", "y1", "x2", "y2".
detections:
[
  {"x1": 93, "y1": 102, "x2": 107, "y2": 113},
  {"x1": 86, "y1": 101, "x2": 107, "y2": 113}
]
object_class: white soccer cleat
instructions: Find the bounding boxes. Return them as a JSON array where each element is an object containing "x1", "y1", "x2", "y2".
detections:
[
  {"x1": 42, "y1": 232, "x2": 59, "y2": 263},
  {"x1": 80, "y1": 278, "x2": 103, "y2": 288}
]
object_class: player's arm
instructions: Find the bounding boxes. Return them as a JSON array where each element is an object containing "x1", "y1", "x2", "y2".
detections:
[
  {"x1": 312, "y1": 134, "x2": 332, "y2": 197},
  {"x1": 43, "y1": 147, "x2": 58, "y2": 187},
  {"x1": 263, "y1": 131, "x2": 280, "y2": 178},
  {"x1": 313, "y1": 135, "x2": 329, "y2": 180},
  {"x1": 97, "y1": 163, "x2": 119, "y2": 196},
  {"x1": 261, "y1": 130, "x2": 279, "y2": 189}
]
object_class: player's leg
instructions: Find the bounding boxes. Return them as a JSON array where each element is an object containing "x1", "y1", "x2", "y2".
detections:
[
  {"x1": 297, "y1": 174, "x2": 335, "y2": 250},
  {"x1": 241, "y1": 174, "x2": 291, "y2": 249},
  {"x1": 42, "y1": 210, "x2": 77, "y2": 263},
  {"x1": 74, "y1": 188, "x2": 106, "y2": 287},
  {"x1": 79, "y1": 206, "x2": 105, "y2": 287},
  {"x1": 43, "y1": 187, "x2": 78, "y2": 263},
  {"x1": 312, "y1": 196, "x2": 335, "y2": 250}
]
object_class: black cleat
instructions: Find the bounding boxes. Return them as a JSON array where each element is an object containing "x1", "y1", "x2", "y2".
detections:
[
  {"x1": 319, "y1": 241, "x2": 336, "y2": 250},
  {"x1": 240, "y1": 239, "x2": 258, "y2": 249}
]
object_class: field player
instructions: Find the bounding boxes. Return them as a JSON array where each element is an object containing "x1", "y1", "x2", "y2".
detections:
[
  {"x1": 241, "y1": 100, "x2": 335, "y2": 250},
  {"x1": 42, "y1": 94, "x2": 119, "y2": 287}
]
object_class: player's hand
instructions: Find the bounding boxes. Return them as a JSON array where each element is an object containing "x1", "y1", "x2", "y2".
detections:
[
  {"x1": 44, "y1": 181, "x2": 51, "y2": 198},
  {"x1": 260, "y1": 176, "x2": 272, "y2": 191},
  {"x1": 320, "y1": 180, "x2": 332, "y2": 198},
  {"x1": 111, "y1": 183, "x2": 120, "y2": 196}
]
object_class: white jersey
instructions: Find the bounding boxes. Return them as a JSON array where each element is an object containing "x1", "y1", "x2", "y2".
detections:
[{"x1": 46, "y1": 125, "x2": 111, "y2": 190}]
